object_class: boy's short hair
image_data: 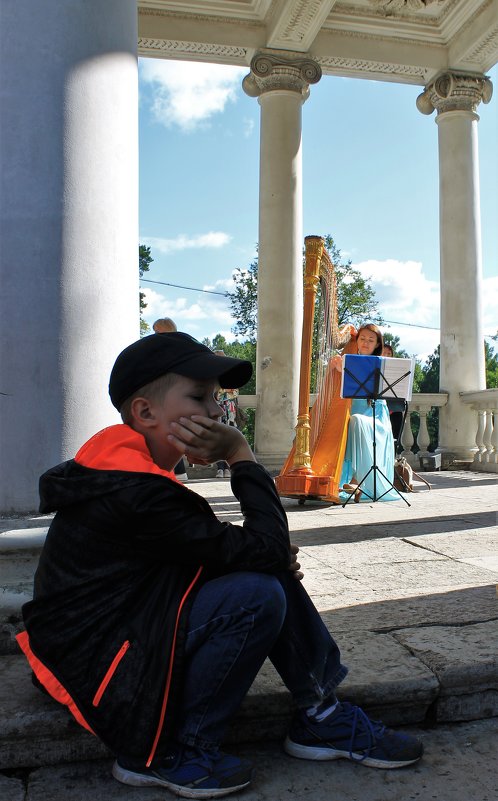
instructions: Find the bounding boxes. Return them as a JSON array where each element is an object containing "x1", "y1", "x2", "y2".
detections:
[
  {"x1": 152, "y1": 317, "x2": 177, "y2": 333},
  {"x1": 109, "y1": 332, "x2": 252, "y2": 411},
  {"x1": 119, "y1": 373, "x2": 180, "y2": 424}
]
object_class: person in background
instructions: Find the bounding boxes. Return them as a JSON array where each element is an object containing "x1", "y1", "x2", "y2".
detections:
[
  {"x1": 153, "y1": 317, "x2": 177, "y2": 334},
  {"x1": 213, "y1": 350, "x2": 239, "y2": 479},
  {"x1": 382, "y1": 343, "x2": 406, "y2": 450},
  {"x1": 153, "y1": 317, "x2": 188, "y2": 481}
]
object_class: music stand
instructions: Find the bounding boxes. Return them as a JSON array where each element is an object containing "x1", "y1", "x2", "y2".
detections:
[{"x1": 340, "y1": 355, "x2": 414, "y2": 507}]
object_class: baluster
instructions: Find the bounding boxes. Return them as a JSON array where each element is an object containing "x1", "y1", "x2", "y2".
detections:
[
  {"x1": 401, "y1": 410, "x2": 415, "y2": 465},
  {"x1": 483, "y1": 408, "x2": 493, "y2": 463},
  {"x1": 474, "y1": 408, "x2": 486, "y2": 463},
  {"x1": 417, "y1": 409, "x2": 431, "y2": 456},
  {"x1": 490, "y1": 406, "x2": 498, "y2": 465}
]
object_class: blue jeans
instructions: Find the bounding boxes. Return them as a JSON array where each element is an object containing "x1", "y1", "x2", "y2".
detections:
[{"x1": 176, "y1": 571, "x2": 348, "y2": 750}]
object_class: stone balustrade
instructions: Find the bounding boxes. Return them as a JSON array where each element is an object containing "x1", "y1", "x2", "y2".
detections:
[
  {"x1": 400, "y1": 393, "x2": 448, "y2": 466},
  {"x1": 461, "y1": 389, "x2": 498, "y2": 472},
  {"x1": 239, "y1": 390, "x2": 497, "y2": 473}
]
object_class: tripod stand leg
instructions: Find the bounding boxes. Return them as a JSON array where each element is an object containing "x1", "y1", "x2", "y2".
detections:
[
  {"x1": 375, "y1": 467, "x2": 411, "y2": 506},
  {"x1": 341, "y1": 469, "x2": 375, "y2": 507}
]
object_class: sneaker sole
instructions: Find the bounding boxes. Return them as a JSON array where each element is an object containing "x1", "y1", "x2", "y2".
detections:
[
  {"x1": 112, "y1": 761, "x2": 251, "y2": 798},
  {"x1": 284, "y1": 737, "x2": 421, "y2": 769}
]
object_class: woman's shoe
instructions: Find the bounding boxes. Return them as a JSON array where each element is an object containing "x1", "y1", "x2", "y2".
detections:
[{"x1": 342, "y1": 483, "x2": 362, "y2": 502}]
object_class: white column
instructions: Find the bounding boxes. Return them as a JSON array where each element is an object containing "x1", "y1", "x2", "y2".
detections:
[
  {"x1": 417, "y1": 72, "x2": 493, "y2": 465},
  {"x1": 243, "y1": 52, "x2": 321, "y2": 470},
  {"x1": 0, "y1": 0, "x2": 138, "y2": 513}
]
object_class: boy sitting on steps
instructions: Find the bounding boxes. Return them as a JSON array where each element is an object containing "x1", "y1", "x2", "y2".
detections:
[{"x1": 18, "y1": 332, "x2": 423, "y2": 799}]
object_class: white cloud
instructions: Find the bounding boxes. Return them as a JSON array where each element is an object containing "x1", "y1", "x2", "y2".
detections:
[
  {"x1": 141, "y1": 259, "x2": 497, "y2": 358},
  {"x1": 352, "y1": 261, "x2": 497, "y2": 360},
  {"x1": 142, "y1": 287, "x2": 234, "y2": 338},
  {"x1": 203, "y1": 276, "x2": 235, "y2": 293},
  {"x1": 142, "y1": 232, "x2": 231, "y2": 254},
  {"x1": 352, "y1": 258, "x2": 440, "y2": 361},
  {"x1": 140, "y1": 59, "x2": 246, "y2": 131},
  {"x1": 242, "y1": 117, "x2": 255, "y2": 138}
]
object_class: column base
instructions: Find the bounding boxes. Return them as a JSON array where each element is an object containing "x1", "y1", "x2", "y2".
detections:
[
  {"x1": 254, "y1": 451, "x2": 290, "y2": 476},
  {"x1": 436, "y1": 446, "x2": 477, "y2": 469}
]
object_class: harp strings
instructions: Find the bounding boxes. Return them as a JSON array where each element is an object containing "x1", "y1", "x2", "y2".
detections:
[{"x1": 310, "y1": 265, "x2": 337, "y2": 449}]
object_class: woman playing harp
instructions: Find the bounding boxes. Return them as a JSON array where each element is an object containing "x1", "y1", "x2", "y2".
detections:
[
  {"x1": 330, "y1": 323, "x2": 399, "y2": 503},
  {"x1": 276, "y1": 238, "x2": 398, "y2": 504},
  {"x1": 275, "y1": 237, "x2": 354, "y2": 503}
]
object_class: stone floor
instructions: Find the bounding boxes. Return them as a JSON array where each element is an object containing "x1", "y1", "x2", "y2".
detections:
[
  {"x1": 2, "y1": 718, "x2": 497, "y2": 801},
  {"x1": 1, "y1": 468, "x2": 497, "y2": 796}
]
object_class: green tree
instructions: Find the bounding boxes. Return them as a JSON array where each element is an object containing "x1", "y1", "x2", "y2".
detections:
[
  {"x1": 412, "y1": 342, "x2": 498, "y2": 451},
  {"x1": 203, "y1": 335, "x2": 257, "y2": 448},
  {"x1": 411, "y1": 361, "x2": 425, "y2": 393},
  {"x1": 227, "y1": 236, "x2": 383, "y2": 342},
  {"x1": 381, "y1": 333, "x2": 425, "y2": 397},
  {"x1": 485, "y1": 340, "x2": 498, "y2": 388},
  {"x1": 418, "y1": 346, "x2": 440, "y2": 393},
  {"x1": 139, "y1": 245, "x2": 153, "y2": 336},
  {"x1": 203, "y1": 335, "x2": 256, "y2": 396},
  {"x1": 228, "y1": 259, "x2": 258, "y2": 342},
  {"x1": 382, "y1": 333, "x2": 409, "y2": 358},
  {"x1": 417, "y1": 341, "x2": 498, "y2": 392},
  {"x1": 414, "y1": 346, "x2": 440, "y2": 449},
  {"x1": 323, "y1": 236, "x2": 382, "y2": 328}
]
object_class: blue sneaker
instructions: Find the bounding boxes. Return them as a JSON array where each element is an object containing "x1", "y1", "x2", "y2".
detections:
[
  {"x1": 284, "y1": 702, "x2": 423, "y2": 769},
  {"x1": 112, "y1": 745, "x2": 252, "y2": 798}
]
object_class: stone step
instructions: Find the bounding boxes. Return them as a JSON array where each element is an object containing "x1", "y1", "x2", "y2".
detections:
[
  {"x1": 0, "y1": 643, "x2": 438, "y2": 772},
  {"x1": 0, "y1": 525, "x2": 50, "y2": 655},
  {"x1": 2, "y1": 613, "x2": 498, "y2": 771}
]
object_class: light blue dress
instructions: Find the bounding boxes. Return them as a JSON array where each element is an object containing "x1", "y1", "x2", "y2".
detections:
[{"x1": 340, "y1": 398, "x2": 399, "y2": 502}]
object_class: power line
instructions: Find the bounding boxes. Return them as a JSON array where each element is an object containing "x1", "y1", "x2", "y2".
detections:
[
  {"x1": 384, "y1": 319, "x2": 496, "y2": 339},
  {"x1": 141, "y1": 278, "x2": 227, "y2": 296},
  {"x1": 383, "y1": 319, "x2": 438, "y2": 331},
  {"x1": 141, "y1": 279, "x2": 496, "y2": 339}
]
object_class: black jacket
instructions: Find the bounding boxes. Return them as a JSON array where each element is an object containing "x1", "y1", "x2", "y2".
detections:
[{"x1": 19, "y1": 425, "x2": 291, "y2": 763}]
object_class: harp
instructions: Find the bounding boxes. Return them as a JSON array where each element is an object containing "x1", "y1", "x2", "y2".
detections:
[{"x1": 275, "y1": 236, "x2": 354, "y2": 503}]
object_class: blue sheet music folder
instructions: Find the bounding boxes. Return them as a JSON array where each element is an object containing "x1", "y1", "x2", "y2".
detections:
[{"x1": 341, "y1": 355, "x2": 381, "y2": 399}]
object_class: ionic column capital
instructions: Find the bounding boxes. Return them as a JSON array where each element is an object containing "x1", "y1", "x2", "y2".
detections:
[
  {"x1": 416, "y1": 71, "x2": 493, "y2": 116},
  {"x1": 242, "y1": 49, "x2": 321, "y2": 100}
]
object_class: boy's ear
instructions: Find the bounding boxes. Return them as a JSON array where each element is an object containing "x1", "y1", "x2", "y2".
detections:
[{"x1": 129, "y1": 397, "x2": 157, "y2": 429}]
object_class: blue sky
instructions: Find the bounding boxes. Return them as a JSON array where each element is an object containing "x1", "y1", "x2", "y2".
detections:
[{"x1": 138, "y1": 58, "x2": 498, "y2": 362}]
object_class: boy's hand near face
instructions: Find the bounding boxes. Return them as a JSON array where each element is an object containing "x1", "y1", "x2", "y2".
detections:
[
  {"x1": 168, "y1": 414, "x2": 303, "y2": 580},
  {"x1": 289, "y1": 543, "x2": 304, "y2": 581},
  {"x1": 168, "y1": 415, "x2": 256, "y2": 467}
]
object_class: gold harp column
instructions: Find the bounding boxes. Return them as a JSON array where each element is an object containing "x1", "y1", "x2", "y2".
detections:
[
  {"x1": 243, "y1": 51, "x2": 321, "y2": 472},
  {"x1": 293, "y1": 236, "x2": 323, "y2": 472}
]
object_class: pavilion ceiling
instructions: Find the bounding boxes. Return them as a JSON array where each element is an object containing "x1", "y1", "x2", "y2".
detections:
[{"x1": 138, "y1": 0, "x2": 498, "y2": 84}]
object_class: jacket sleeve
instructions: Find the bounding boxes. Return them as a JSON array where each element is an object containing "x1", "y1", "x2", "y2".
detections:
[{"x1": 126, "y1": 462, "x2": 291, "y2": 573}]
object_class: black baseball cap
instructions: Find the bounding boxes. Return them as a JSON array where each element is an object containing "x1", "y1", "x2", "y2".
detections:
[{"x1": 109, "y1": 332, "x2": 253, "y2": 410}]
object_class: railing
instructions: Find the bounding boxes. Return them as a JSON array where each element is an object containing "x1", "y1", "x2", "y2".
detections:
[
  {"x1": 400, "y1": 392, "x2": 448, "y2": 465},
  {"x1": 238, "y1": 395, "x2": 257, "y2": 411},
  {"x1": 239, "y1": 390, "x2": 498, "y2": 473},
  {"x1": 461, "y1": 388, "x2": 498, "y2": 472}
]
